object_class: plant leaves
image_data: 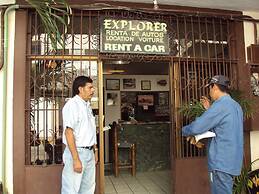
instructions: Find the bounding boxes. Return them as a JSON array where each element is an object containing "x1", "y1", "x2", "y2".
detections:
[
  {"x1": 26, "y1": 0, "x2": 72, "y2": 51},
  {"x1": 178, "y1": 99, "x2": 206, "y2": 119},
  {"x1": 233, "y1": 158, "x2": 259, "y2": 194},
  {"x1": 179, "y1": 89, "x2": 256, "y2": 120}
]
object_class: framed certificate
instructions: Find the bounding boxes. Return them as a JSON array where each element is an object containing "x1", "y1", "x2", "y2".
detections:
[
  {"x1": 106, "y1": 79, "x2": 120, "y2": 90},
  {"x1": 141, "y1": 80, "x2": 151, "y2": 90}
]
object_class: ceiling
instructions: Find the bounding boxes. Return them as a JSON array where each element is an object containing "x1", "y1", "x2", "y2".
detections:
[
  {"x1": 113, "y1": 0, "x2": 259, "y2": 12},
  {"x1": 103, "y1": 61, "x2": 169, "y2": 75}
]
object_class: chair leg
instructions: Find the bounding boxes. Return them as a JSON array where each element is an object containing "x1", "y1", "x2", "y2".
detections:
[
  {"x1": 114, "y1": 159, "x2": 119, "y2": 177},
  {"x1": 131, "y1": 144, "x2": 136, "y2": 176},
  {"x1": 114, "y1": 147, "x2": 119, "y2": 177}
]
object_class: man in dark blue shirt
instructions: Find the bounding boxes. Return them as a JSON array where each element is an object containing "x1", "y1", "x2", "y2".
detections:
[{"x1": 182, "y1": 75, "x2": 243, "y2": 194}]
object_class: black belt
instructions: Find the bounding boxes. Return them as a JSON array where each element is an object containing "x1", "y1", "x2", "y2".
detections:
[{"x1": 78, "y1": 146, "x2": 94, "y2": 150}]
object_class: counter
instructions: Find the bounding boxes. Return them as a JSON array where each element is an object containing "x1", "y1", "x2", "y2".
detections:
[{"x1": 118, "y1": 122, "x2": 171, "y2": 172}]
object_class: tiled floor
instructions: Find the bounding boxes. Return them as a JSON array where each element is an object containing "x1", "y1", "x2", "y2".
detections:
[{"x1": 104, "y1": 170, "x2": 171, "y2": 194}]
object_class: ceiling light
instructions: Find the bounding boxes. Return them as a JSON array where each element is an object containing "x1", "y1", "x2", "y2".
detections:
[
  {"x1": 105, "y1": 60, "x2": 130, "y2": 65},
  {"x1": 108, "y1": 69, "x2": 125, "y2": 73},
  {"x1": 103, "y1": 72, "x2": 113, "y2": 75}
]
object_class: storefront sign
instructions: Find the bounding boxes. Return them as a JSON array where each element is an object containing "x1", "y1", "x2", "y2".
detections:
[{"x1": 100, "y1": 18, "x2": 169, "y2": 54}]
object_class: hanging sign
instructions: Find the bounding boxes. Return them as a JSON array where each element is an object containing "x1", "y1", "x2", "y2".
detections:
[{"x1": 100, "y1": 18, "x2": 170, "y2": 55}]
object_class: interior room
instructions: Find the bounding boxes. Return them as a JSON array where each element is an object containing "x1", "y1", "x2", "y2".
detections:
[{"x1": 103, "y1": 60, "x2": 171, "y2": 194}]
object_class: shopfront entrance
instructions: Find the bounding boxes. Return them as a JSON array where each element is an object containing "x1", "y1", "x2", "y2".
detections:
[
  {"x1": 102, "y1": 60, "x2": 171, "y2": 193},
  {"x1": 12, "y1": 5, "x2": 246, "y2": 194}
]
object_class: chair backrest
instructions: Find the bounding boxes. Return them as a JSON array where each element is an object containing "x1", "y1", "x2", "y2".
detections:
[
  {"x1": 109, "y1": 121, "x2": 118, "y2": 163},
  {"x1": 114, "y1": 122, "x2": 119, "y2": 163}
]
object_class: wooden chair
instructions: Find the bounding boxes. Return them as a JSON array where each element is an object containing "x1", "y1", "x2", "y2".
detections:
[{"x1": 111, "y1": 122, "x2": 136, "y2": 177}]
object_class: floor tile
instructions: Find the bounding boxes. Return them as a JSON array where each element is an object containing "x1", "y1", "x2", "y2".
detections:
[{"x1": 104, "y1": 170, "x2": 170, "y2": 194}]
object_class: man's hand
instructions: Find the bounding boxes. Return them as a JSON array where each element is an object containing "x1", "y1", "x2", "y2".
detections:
[
  {"x1": 186, "y1": 136, "x2": 205, "y2": 148},
  {"x1": 195, "y1": 141, "x2": 205, "y2": 149},
  {"x1": 73, "y1": 158, "x2": 83, "y2": 173},
  {"x1": 186, "y1": 136, "x2": 196, "y2": 144},
  {"x1": 95, "y1": 150, "x2": 99, "y2": 165},
  {"x1": 200, "y1": 96, "x2": 210, "y2": 110}
]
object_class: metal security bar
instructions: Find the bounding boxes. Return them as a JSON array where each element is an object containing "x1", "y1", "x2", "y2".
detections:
[
  {"x1": 170, "y1": 16, "x2": 238, "y2": 158},
  {"x1": 172, "y1": 60, "x2": 237, "y2": 158},
  {"x1": 26, "y1": 9, "x2": 100, "y2": 165},
  {"x1": 26, "y1": 9, "x2": 239, "y2": 164},
  {"x1": 25, "y1": 59, "x2": 98, "y2": 165}
]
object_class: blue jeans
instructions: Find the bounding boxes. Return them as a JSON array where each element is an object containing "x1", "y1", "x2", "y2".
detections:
[
  {"x1": 209, "y1": 170, "x2": 233, "y2": 194},
  {"x1": 61, "y1": 148, "x2": 95, "y2": 194}
]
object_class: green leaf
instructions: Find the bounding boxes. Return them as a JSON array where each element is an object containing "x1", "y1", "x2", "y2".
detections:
[
  {"x1": 26, "y1": 0, "x2": 72, "y2": 51},
  {"x1": 178, "y1": 99, "x2": 206, "y2": 119},
  {"x1": 233, "y1": 158, "x2": 259, "y2": 194},
  {"x1": 178, "y1": 89, "x2": 256, "y2": 120}
]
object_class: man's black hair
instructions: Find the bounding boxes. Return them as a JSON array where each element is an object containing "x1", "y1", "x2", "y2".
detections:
[
  {"x1": 210, "y1": 83, "x2": 229, "y2": 93},
  {"x1": 72, "y1": 76, "x2": 93, "y2": 97}
]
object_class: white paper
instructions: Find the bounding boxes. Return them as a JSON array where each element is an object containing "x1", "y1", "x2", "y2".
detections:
[
  {"x1": 103, "y1": 126, "x2": 111, "y2": 131},
  {"x1": 143, "y1": 105, "x2": 148, "y2": 110},
  {"x1": 195, "y1": 131, "x2": 216, "y2": 142}
]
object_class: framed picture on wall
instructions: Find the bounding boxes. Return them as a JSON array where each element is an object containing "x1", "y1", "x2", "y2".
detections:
[
  {"x1": 123, "y1": 78, "x2": 136, "y2": 89},
  {"x1": 137, "y1": 95, "x2": 154, "y2": 106},
  {"x1": 106, "y1": 79, "x2": 120, "y2": 90},
  {"x1": 141, "y1": 80, "x2": 151, "y2": 90}
]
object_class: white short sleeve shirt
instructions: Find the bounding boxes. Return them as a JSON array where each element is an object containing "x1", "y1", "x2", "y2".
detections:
[{"x1": 62, "y1": 95, "x2": 97, "y2": 147}]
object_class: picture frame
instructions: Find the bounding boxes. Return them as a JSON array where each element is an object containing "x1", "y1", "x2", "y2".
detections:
[
  {"x1": 106, "y1": 79, "x2": 120, "y2": 90},
  {"x1": 141, "y1": 80, "x2": 151, "y2": 90},
  {"x1": 123, "y1": 78, "x2": 136, "y2": 89},
  {"x1": 137, "y1": 95, "x2": 154, "y2": 106}
]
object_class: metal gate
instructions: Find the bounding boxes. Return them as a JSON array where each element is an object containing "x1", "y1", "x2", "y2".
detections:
[{"x1": 25, "y1": 8, "x2": 240, "y2": 194}]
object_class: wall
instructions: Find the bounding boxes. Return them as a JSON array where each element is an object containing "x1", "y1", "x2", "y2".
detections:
[
  {"x1": 104, "y1": 74, "x2": 169, "y2": 125},
  {"x1": 250, "y1": 131, "x2": 259, "y2": 170},
  {"x1": 5, "y1": 10, "x2": 16, "y2": 194},
  {"x1": 0, "y1": 1, "x2": 15, "y2": 6},
  {"x1": 175, "y1": 158, "x2": 210, "y2": 194},
  {"x1": 0, "y1": 10, "x2": 3, "y2": 188},
  {"x1": 243, "y1": 11, "x2": 259, "y2": 62},
  {"x1": 0, "y1": 9, "x2": 16, "y2": 194},
  {"x1": 243, "y1": 11, "x2": 259, "y2": 170}
]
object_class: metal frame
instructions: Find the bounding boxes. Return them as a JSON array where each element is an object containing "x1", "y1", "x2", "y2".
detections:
[{"x1": 26, "y1": 8, "x2": 239, "y2": 164}]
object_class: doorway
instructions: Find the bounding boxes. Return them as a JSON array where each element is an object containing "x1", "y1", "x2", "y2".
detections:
[{"x1": 101, "y1": 60, "x2": 172, "y2": 194}]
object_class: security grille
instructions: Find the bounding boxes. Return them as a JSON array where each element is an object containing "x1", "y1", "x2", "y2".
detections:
[{"x1": 26, "y1": 9, "x2": 238, "y2": 165}]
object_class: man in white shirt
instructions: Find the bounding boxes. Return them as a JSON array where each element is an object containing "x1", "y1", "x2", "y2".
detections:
[{"x1": 61, "y1": 76, "x2": 98, "y2": 194}]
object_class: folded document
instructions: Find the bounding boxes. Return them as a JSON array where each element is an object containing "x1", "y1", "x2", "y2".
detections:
[{"x1": 195, "y1": 131, "x2": 216, "y2": 142}]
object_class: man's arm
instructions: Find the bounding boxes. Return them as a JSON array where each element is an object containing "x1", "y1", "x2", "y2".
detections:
[
  {"x1": 94, "y1": 145, "x2": 98, "y2": 165},
  {"x1": 182, "y1": 102, "x2": 226, "y2": 136},
  {"x1": 65, "y1": 127, "x2": 82, "y2": 173}
]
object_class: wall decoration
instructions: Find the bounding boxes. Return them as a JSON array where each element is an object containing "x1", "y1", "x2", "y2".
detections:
[
  {"x1": 157, "y1": 79, "x2": 167, "y2": 86},
  {"x1": 106, "y1": 92, "x2": 118, "y2": 106},
  {"x1": 141, "y1": 80, "x2": 151, "y2": 90},
  {"x1": 158, "y1": 92, "x2": 169, "y2": 106},
  {"x1": 123, "y1": 78, "x2": 136, "y2": 89},
  {"x1": 106, "y1": 79, "x2": 120, "y2": 90},
  {"x1": 137, "y1": 95, "x2": 154, "y2": 106}
]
